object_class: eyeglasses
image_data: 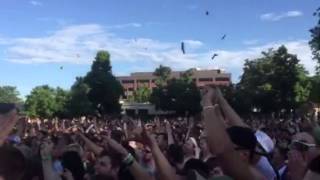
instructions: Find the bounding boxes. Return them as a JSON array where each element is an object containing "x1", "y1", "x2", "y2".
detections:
[{"x1": 289, "y1": 140, "x2": 316, "y2": 152}]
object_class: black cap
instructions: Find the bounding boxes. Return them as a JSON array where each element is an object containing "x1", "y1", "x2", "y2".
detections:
[{"x1": 227, "y1": 126, "x2": 257, "y2": 151}]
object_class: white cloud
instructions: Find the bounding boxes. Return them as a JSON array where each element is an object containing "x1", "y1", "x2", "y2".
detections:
[
  {"x1": 108, "y1": 23, "x2": 142, "y2": 29},
  {"x1": 183, "y1": 40, "x2": 203, "y2": 49},
  {"x1": 260, "y1": 10, "x2": 303, "y2": 21},
  {"x1": 29, "y1": 0, "x2": 42, "y2": 6},
  {"x1": 2, "y1": 24, "x2": 316, "y2": 82}
]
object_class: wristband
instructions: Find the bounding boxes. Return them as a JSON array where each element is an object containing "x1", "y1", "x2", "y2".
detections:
[
  {"x1": 122, "y1": 153, "x2": 134, "y2": 167},
  {"x1": 41, "y1": 155, "x2": 52, "y2": 161}
]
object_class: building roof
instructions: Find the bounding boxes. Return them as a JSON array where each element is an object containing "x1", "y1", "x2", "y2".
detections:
[{"x1": 117, "y1": 69, "x2": 231, "y2": 80}]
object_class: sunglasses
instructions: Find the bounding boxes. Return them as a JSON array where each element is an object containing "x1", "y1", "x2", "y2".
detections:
[{"x1": 289, "y1": 140, "x2": 316, "y2": 152}]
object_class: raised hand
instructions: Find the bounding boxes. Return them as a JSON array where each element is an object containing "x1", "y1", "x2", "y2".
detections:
[
  {"x1": 102, "y1": 136, "x2": 128, "y2": 157},
  {"x1": 0, "y1": 109, "x2": 19, "y2": 145},
  {"x1": 287, "y1": 150, "x2": 308, "y2": 180},
  {"x1": 201, "y1": 86, "x2": 216, "y2": 107},
  {"x1": 165, "y1": 120, "x2": 172, "y2": 134},
  {"x1": 141, "y1": 128, "x2": 157, "y2": 148},
  {"x1": 40, "y1": 139, "x2": 54, "y2": 159}
]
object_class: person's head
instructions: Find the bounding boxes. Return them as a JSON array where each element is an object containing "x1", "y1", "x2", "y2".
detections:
[
  {"x1": 0, "y1": 146, "x2": 26, "y2": 180},
  {"x1": 167, "y1": 144, "x2": 184, "y2": 166},
  {"x1": 111, "y1": 130, "x2": 125, "y2": 143},
  {"x1": 94, "y1": 155, "x2": 113, "y2": 176},
  {"x1": 183, "y1": 159, "x2": 210, "y2": 178},
  {"x1": 227, "y1": 126, "x2": 257, "y2": 164},
  {"x1": 183, "y1": 139, "x2": 195, "y2": 156},
  {"x1": 183, "y1": 137, "x2": 199, "y2": 158},
  {"x1": 61, "y1": 151, "x2": 85, "y2": 180},
  {"x1": 206, "y1": 157, "x2": 224, "y2": 177},
  {"x1": 290, "y1": 132, "x2": 320, "y2": 164},
  {"x1": 156, "y1": 133, "x2": 168, "y2": 150},
  {"x1": 142, "y1": 147, "x2": 153, "y2": 162}
]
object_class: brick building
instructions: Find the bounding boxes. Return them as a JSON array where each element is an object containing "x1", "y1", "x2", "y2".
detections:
[{"x1": 117, "y1": 69, "x2": 231, "y2": 98}]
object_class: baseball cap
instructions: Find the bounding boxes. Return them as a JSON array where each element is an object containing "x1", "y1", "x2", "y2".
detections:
[
  {"x1": 226, "y1": 126, "x2": 257, "y2": 151},
  {"x1": 255, "y1": 130, "x2": 274, "y2": 154}
]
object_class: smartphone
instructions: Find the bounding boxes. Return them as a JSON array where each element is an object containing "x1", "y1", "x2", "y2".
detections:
[{"x1": 0, "y1": 103, "x2": 16, "y2": 115}]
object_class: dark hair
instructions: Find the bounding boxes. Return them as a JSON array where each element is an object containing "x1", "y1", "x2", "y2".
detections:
[
  {"x1": 111, "y1": 130, "x2": 125, "y2": 143},
  {"x1": 167, "y1": 144, "x2": 184, "y2": 165},
  {"x1": 183, "y1": 159, "x2": 210, "y2": 178},
  {"x1": 0, "y1": 145, "x2": 26, "y2": 180},
  {"x1": 21, "y1": 158, "x2": 43, "y2": 180},
  {"x1": 156, "y1": 133, "x2": 168, "y2": 141},
  {"x1": 308, "y1": 155, "x2": 320, "y2": 174},
  {"x1": 205, "y1": 157, "x2": 219, "y2": 169},
  {"x1": 61, "y1": 151, "x2": 85, "y2": 180},
  {"x1": 118, "y1": 164, "x2": 135, "y2": 180},
  {"x1": 227, "y1": 126, "x2": 257, "y2": 162}
]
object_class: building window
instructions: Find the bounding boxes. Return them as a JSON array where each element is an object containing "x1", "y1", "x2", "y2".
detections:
[
  {"x1": 128, "y1": 88, "x2": 134, "y2": 91},
  {"x1": 192, "y1": 78, "x2": 196, "y2": 82},
  {"x1": 216, "y1": 77, "x2": 230, "y2": 81},
  {"x1": 122, "y1": 80, "x2": 134, "y2": 84},
  {"x1": 137, "y1": 79, "x2": 149, "y2": 83},
  {"x1": 199, "y1": 78, "x2": 213, "y2": 82}
]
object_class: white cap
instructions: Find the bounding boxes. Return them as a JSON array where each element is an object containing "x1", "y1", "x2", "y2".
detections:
[{"x1": 255, "y1": 130, "x2": 274, "y2": 153}]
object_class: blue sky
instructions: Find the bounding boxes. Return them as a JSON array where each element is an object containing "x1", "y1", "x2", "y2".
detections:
[{"x1": 0, "y1": 0, "x2": 319, "y2": 97}]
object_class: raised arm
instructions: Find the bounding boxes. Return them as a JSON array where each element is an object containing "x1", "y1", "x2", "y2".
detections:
[
  {"x1": 77, "y1": 132, "x2": 103, "y2": 155},
  {"x1": 216, "y1": 87, "x2": 249, "y2": 128},
  {"x1": 104, "y1": 136, "x2": 155, "y2": 180},
  {"x1": 202, "y1": 87, "x2": 255, "y2": 180},
  {"x1": 142, "y1": 129, "x2": 179, "y2": 180},
  {"x1": 165, "y1": 121, "x2": 174, "y2": 145},
  {"x1": 40, "y1": 140, "x2": 62, "y2": 180}
]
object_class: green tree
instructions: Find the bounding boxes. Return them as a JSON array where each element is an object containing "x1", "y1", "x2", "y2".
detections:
[
  {"x1": 180, "y1": 68, "x2": 195, "y2": 83},
  {"x1": 151, "y1": 69, "x2": 201, "y2": 115},
  {"x1": 25, "y1": 85, "x2": 57, "y2": 118},
  {"x1": 220, "y1": 84, "x2": 252, "y2": 115},
  {"x1": 67, "y1": 77, "x2": 94, "y2": 117},
  {"x1": 309, "y1": 75, "x2": 320, "y2": 103},
  {"x1": 153, "y1": 65, "x2": 172, "y2": 86},
  {"x1": 54, "y1": 87, "x2": 70, "y2": 118},
  {"x1": 84, "y1": 51, "x2": 123, "y2": 114},
  {"x1": 132, "y1": 86, "x2": 151, "y2": 103},
  {"x1": 239, "y1": 46, "x2": 311, "y2": 113},
  {"x1": 310, "y1": 7, "x2": 320, "y2": 72},
  {"x1": 0, "y1": 86, "x2": 22, "y2": 103}
]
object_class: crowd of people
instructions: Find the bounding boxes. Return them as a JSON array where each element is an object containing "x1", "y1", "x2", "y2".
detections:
[{"x1": 0, "y1": 86, "x2": 320, "y2": 180}]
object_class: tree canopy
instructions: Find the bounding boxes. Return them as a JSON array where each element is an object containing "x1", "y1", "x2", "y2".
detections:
[
  {"x1": 25, "y1": 85, "x2": 63, "y2": 118},
  {"x1": 84, "y1": 50, "x2": 123, "y2": 114},
  {"x1": 67, "y1": 77, "x2": 94, "y2": 117},
  {"x1": 130, "y1": 86, "x2": 151, "y2": 103},
  {"x1": 153, "y1": 65, "x2": 172, "y2": 86},
  {"x1": 0, "y1": 86, "x2": 22, "y2": 103},
  {"x1": 151, "y1": 68, "x2": 201, "y2": 115},
  {"x1": 238, "y1": 46, "x2": 311, "y2": 113},
  {"x1": 310, "y1": 7, "x2": 320, "y2": 72}
]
